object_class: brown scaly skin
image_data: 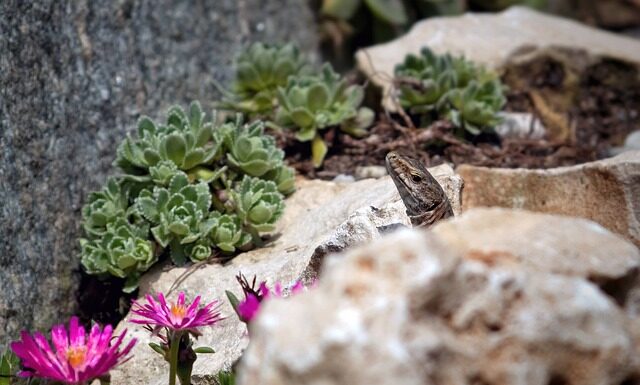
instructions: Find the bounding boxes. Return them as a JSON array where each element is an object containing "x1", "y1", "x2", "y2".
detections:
[{"x1": 385, "y1": 151, "x2": 453, "y2": 228}]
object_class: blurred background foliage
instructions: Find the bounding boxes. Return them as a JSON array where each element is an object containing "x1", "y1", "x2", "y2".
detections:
[{"x1": 314, "y1": 0, "x2": 640, "y2": 69}]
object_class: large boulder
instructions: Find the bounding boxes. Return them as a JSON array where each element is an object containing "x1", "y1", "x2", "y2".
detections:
[
  {"x1": 239, "y1": 210, "x2": 640, "y2": 385},
  {"x1": 458, "y1": 151, "x2": 640, "y2": 248},
  {"x1": 0, "y1": 0, "x2": 318, "y2": 343}
]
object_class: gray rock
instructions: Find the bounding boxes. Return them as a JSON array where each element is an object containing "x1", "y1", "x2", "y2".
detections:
[
  {"x1": 238, "y1": 217, "x2": 640, "y2": 385},
  {"x1": 0, "y1": 0, "x2": 318, "y2": 343}
]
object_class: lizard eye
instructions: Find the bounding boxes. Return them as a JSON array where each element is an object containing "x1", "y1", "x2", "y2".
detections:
[{"x1": 411, "y1": 174, "x2": 422, "y2": 183}]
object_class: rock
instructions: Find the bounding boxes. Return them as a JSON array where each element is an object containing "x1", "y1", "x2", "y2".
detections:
[
  {"x1": 356, "y1": 6, "x2": 640, "y2": 110},
  {"x1": 354, "y1": 165, "x2": 388, "y2": 180},
  {"x1": 432, "y1": 208, "x2": 640, "y2": 291},
  {"x1": 611, "y1": 131, "x2": 640, "y2": 156},
  {"x1": 0, "y1": 1, "x2": 318, "y2": 343},
  {"x1": 238, "y1": 217, "x2": 640, "y2": 385},
  {"x1": 111, "y1": 172, "x2": 463, "y2": 385},
  {"x1": 458, "y1": 151, "x2": 640, "y2": 248},
  {"x1": 548, "y1": 0, "x2": 640, "y2": 29},
  {"x1": 494, "y1": 112, "x2": 546, "y2": 140}
]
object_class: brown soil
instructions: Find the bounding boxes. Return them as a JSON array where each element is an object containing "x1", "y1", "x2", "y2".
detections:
[{"x1": 280, "y1": 52, "x2": 640, "y2": 179}]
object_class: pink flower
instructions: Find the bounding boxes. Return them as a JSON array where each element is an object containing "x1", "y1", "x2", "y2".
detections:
[
  {"x1": 130, "y1": 292, "x2": 223, "y2": 332},
  {"x1": 236, "y1": 277, "x2": 305, "y2": 322},
  {"x1": 10, "y1": 316, "x2": 136, "y2": 384}
]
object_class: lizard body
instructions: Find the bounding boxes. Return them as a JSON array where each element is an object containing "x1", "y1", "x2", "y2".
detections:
[{"x1": 385, "y1": 151, "x2": 453, "y2": 228}]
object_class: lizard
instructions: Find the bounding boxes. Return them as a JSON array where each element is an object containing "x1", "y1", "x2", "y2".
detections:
[{"x1": 385, "y1": 151, "x2": 454, "y2": 228}]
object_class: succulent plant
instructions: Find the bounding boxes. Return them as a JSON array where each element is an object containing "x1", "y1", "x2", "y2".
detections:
[
  {"x1": 263, "y1": 165, "x2": 296, "y2": 196},
  {"x1": 184, "y1": 238, "x2": 213, "y2": 262},
  {"x1": 446, "y1": 79, "x2": 506, "y2": 134},
  {"x1": 149, "y1": 160, "x2": 181, "y2": 186},
  {"x1": 135, "y1": 172, "x2": 211, "y2": 264},
  {"x1": 276, "y1": 64, "x2": 373, "y2": 167},
  {"x1": 222, "y1": 43, "x2": 311, "y2": 116},
  {"x1": 394, "y1": 47, "x2": 506, "y2": 135},
  {"x1": 225, "y1": 120, "x2": 285, "y2": 178},
  {"x1": 321, "y1": 0, "x2": 408, "y2": 26},
  {"x1": 116, "y1": 101, "x2": 220, "y2": 173},
  {"x1": 201, "y1": 212, "x2": 251, "y2": 253},
  {"x1": 229, "y1": 176, "x2": 284, "y2": 242},
  {"x1": 80, "y1": 218, "x2": 156, "y2": 292},
  {"x1": 81, "y1": 177, "x2": 129, "y2": 239},
  {"x1": 395, "y1": 48, "x2": 457, "y2": 111},
  {"x1": 80, "y1": 101, "x2": 293, "y2": 290}
]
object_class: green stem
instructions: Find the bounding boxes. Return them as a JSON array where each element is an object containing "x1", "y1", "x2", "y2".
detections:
[{"x1": 169, "y1": 331, "x2": 182, "y2": 385}]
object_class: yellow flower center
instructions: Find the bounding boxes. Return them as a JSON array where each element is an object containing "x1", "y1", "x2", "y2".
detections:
[
  {"x1": 66, "y1": 346, "x2": 87, "y2": 369},
  {"x1": 171, "y1": 304, "x2": 187, "y2": 320}
]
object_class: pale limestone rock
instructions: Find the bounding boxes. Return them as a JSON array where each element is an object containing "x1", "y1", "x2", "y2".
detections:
[
  {"x1": 239, "y1": 227, "x2": 640, "y2": 385},
  {"x1": 356, "y1": 6, "x2": 640, "y2": 111},
  {"x1": 432, "y1": 207, "x2": 640, "y2": 288},
  {"x1": 458, "y1": 151, "x2": 640, "y2": 247},
  {"x1": 111, "y1": 172, "x2": 462, "y2": 385},
  {"x1": 494, "y1": 112, "x2": 546, "y2": 140}
]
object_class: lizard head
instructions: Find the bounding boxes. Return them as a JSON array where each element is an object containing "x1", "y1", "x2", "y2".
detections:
[{"x1": 385, "y1": 151, "x2": 447, "y2": 216}]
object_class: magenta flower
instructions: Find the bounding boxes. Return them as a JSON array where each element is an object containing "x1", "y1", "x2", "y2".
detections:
[
  {"x1": 10, "y1": 316, "x2": 136, "y2": 384},
  {"x1": 130, "y1": 292, "x2": 223, "y2": 332},
  {"x1": 236, "y1": 276, "x2": 305, "y2": 322}
]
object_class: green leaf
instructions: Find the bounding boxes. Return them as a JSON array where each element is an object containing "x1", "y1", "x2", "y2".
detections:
[
  {"x1": 307, "y1": 83, "x2": 330, "y2": 112},
  {"x1": 225, "y1": 290, "x2": 241, "y2": 313},
  {"x1": 137, "y1": 116, "x2": 157, "y2": 137},
  {"x1": 364, "y1": 0, "x2": 408, "y2": 25},
  {"x1": 168, "y1": 222, "x2": 189, "y2": 236},
  {"x1": 136, "y1": 197, "x2": 159, "y2": 222},
  {"x1": 123, "y1": 274, "x2": 140, "y2": 293},
  {"x1": 311, "y1": 134, "x2": 328, "y2": 168},
  {"x1": 148, "y1": 342, "x2": 166, "y2": 356},
  {"x1": 321, "y1": 0, "x2": 361, "y2": 19},
  {"x1": 237, "y1": 62, "x2": 264, "y2": 91},
  {"x1": 169, "y1": 239, "x2": 188, "y2": 266},
  {"x1": 143, "y1": 149, "x2": 162, "y2": 167},
  {"x1": 182, "y1": 149, "x2": 205, "y2": 170},
  {"x1": 163, "y1": 134, "x2": 187, "y2": 166},
  {"x1": 290, "y1": 108, "x2": 315, "y2": 129},
  {"x1": 193, "y1": 346, "x2": 216, "y2": 354},
  {"x1": 189, "y1": 101, "x2": 203, "y2": 129}
]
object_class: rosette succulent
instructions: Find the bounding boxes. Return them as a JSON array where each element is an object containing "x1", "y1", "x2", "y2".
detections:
[
  {"x1": 80, "y1": 218, "x2": 156, "y2": 292},
  {"x1": 225, "y1": 120, "x2": 285, "y2": 178},
  {"x1": 394, "y1": 47, "x2": 506, "y2": 135},
  {"x1": 446, "y1": 79, "x2": 506, "y2": 134},
  {"x1": 184, "y1": 239, "x2": 214, "y2": 262},
  {"x1": 223, "y1": 43, "x2": 311, "y2": 115},
  {"x1": 81, "y1": 177, "x2": 128, "y2": 238},
  {"x1": 276, "y1": 64, "x2": 373, "y2": 167},
  {"x1": 201, "y1": 212, "x2": 251, "y2": 253},
  {"x1": 395, "y1": 48, "x2": 458, "y2": 111},
  {"x1": 116, "y1": 101, "x2": 220, "y2": 173},
  {"x1": 135, "y1": 172, "x2": 211, "y2": 264},
  {"x1": 229, "y1": 176, "x2": 284, "y2": 241}
]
